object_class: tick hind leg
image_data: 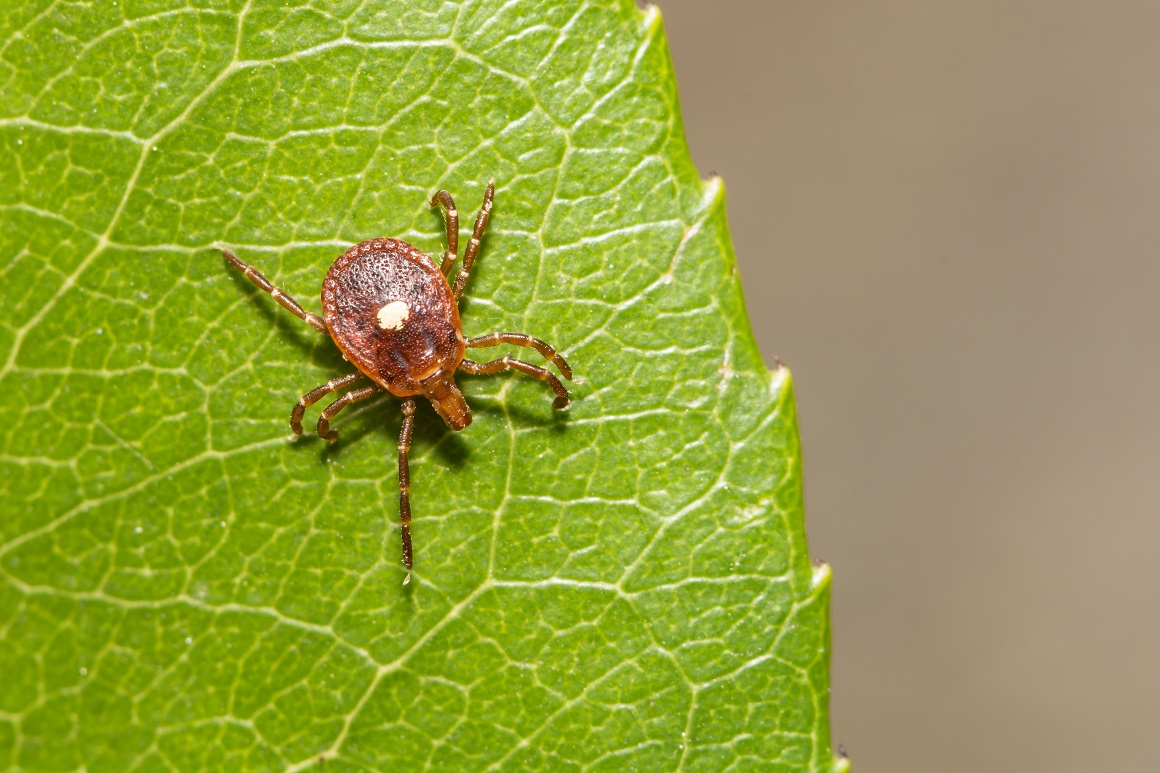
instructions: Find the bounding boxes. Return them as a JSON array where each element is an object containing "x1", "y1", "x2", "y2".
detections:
[
  {"x1": 428, "y1": 190, "x2": 459, "y2": 275},
  {"x1": 451, "y1": 181, "x2": 495, "y2": 299},
  {"x1": 465, "y1": 332, "x2": 573, "y2": 380},
  {"x1": 316, "y1": 384, "x2": 382, "y2": 443},
  {"x1": 459, "y1": 356, "x2": 570, "y2": 409},
  {"x1": 290, "y1": 372, "x2": 365, "y2": 436},
  {"x1": 220, "y1": 248, "x2": 328, "y2": 333}
]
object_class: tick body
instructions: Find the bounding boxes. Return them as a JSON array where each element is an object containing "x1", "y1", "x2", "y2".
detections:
[
  {"x1": 220, "y1": 183, "x2": 573, "y2": 582},
  {"x1": 322, "y1": 238, "x2": 471, "y2": 429}
]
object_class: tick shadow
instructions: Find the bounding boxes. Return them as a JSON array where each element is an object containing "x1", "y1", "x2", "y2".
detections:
[
  {"x1": 295, "y1": 390, "x2": 472, "y2": 471},
  {"x1": 457, "y1": 381, "x2": 576, "y2": 439},
  {"x1": 297, "y1": 386, "x2": 573, "y2": 472}
]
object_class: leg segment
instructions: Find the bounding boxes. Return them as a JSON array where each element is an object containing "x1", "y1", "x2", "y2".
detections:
[
  {"x1": 220, "y1": 248, "x2": 328, "y2": 333},
  {"x1": 459, "y1": 356, "x2": 570, "y2": 409},
  {"x1": 428, "y1": 190, "x2": 459, "y2": 275},
  {"x1": 451, "y1": 181, "x2": 495, "y2": 299},
  {"x1": 398, "y1": 397, "x2": 416, "y2": 580},
  {"x1": 316, "y1": 384, "x2": 381, "y2": 443},
  {"x1": 290, "y1": 372, "x2": 365, "y2": 435},
  {"x1": 466, "y1": 332, "x2": 573, "y2": 380}
]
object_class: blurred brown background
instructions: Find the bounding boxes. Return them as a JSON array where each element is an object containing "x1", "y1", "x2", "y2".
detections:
[{"x1": 658, "y1": 1, "x2": 1160, "y2": 771}]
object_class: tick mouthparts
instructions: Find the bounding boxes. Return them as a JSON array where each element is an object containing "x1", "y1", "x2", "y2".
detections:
[{"x1": 420, "y1": 370, "x2": 472, "y2": 431}]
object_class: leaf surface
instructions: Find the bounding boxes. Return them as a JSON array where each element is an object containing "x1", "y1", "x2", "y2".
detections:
[{"x1": 0, "y1": 1, "x2": 845, "y2": 770}]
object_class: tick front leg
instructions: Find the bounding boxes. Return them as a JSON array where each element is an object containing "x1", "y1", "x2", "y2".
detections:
[
  {"x1": 219, "y1": 248, "x2": 329, "y2": 333},
  {"x1": 398, "y1": 397, "x2": 416, "y2": 582},
  {"x1": 465, "y1": 332, "x2": 573, "y2": 380},
  {"x1": 459, "y1": 356, "x2": 570, "y2": 409},
  {"x1": 316, "y1": 384, "x2": 381, "y2": 443},
  {"x1": 290, "y1": 372, "x2": 365, "y2": 436}
]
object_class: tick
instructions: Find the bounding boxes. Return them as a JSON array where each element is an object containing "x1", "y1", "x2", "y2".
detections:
[{"x1": 219, "y1": 183, "x2": 573, "y2": 582}]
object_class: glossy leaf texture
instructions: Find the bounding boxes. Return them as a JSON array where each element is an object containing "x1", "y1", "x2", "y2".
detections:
[{"x1": 0, "y1": 1, "x2": 845, "y2": 771}]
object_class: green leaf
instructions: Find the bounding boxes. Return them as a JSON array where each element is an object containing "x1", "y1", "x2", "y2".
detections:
[{"x1": 0, "y1": 1, "x2": 846, "y2": 770}]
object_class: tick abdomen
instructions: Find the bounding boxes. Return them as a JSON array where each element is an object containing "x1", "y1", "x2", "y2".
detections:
[{"x1": 322, "y1": 238, "x2": 465, "y2": 395}]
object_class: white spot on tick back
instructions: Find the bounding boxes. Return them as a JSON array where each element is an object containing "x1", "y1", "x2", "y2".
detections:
[{"x1": 376, "y1": 300, "x2": 410, "y2": 330}]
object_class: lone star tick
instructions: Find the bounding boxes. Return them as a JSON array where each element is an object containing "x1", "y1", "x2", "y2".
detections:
[{"x1": 219, "y1": 182, "x2": 573, "y2": 583}]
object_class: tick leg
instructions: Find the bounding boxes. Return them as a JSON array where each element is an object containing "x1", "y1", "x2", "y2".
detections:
[
  {"x1": 451, "y1": 181, "x2": 495, "y2": 299},
  {"x1": 290, "y1": 372, "x2": 365, "y2": 436},
  {"x1": 220, "y1": 248, "x2": 328, "y2": 333},
  {"x1": 459, "y1": 356, "x2": 570, "y2": 410},
  {"x1": 316, "y1": 384, "x2": 381, "y2": 443},
  {"x1": 398, "y1": 397, "x2": 416, "y2": 580},
  {"x1": 428, "y1": 190, "x2": 459, "y2": 275},
  {"x1": 465, "y1": 332, "x2": 573, "y2": 380}
]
